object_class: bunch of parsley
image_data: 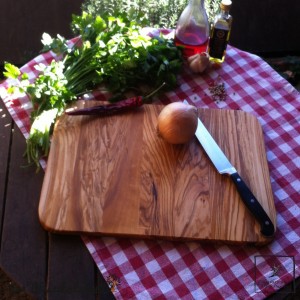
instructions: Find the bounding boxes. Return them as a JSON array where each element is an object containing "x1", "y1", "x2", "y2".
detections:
[{"x1": 3, "y1": 11, "x2": 183, "y2": 170}]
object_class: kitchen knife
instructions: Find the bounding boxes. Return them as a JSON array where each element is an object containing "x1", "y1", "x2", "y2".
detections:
[{"x1": 193, "y1": 109, "x2": 275, "y2": 237}]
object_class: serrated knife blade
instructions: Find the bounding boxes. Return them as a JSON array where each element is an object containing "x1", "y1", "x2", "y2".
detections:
[{"x1": 194, "y1": 108, "x2": 275, "y2": 237}]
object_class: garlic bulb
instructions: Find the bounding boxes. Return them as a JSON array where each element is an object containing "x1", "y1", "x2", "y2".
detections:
[
  {"x1": 187, "y1": 52, "x2": 210, "y2": 73},
  {"x1": 157, "y1": 102, "x2": 198, "y2": 144}
]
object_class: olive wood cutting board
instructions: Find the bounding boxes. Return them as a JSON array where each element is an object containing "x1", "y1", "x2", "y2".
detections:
[{"x1": 39, "y1": 102, "x2": 276, "y2": 245}]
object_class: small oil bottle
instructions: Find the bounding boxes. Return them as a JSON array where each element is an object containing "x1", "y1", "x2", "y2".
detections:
[{"x1": 208, "y1": 0, "x2": 233, "y2": 63}]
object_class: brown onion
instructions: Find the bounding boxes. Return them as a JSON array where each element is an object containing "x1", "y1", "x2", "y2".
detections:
[{"x1": 157, "y1": 102, "x2": 198, "y2": 144}]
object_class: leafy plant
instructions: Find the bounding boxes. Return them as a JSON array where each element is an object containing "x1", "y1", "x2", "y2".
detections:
[
  {"x1": 81, "y1": 0, "x2": 220, "y2": 28},
  {"x1": 4, "y1": 12, "x2": 183, "y2": 170}
]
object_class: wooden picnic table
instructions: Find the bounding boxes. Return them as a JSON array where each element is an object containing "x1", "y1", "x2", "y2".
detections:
[
  {"x1": 1, "y1": 44, "x2": 300, "y2": 298},
  {"x1": 0, "y1": 99, "x2": 115, "y2": 299},
  {"x1": 1, "y1": 93, "x2": 300, "y2": 300}
]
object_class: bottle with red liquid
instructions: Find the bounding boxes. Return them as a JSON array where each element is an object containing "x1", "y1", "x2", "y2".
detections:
[{"x1": 175, "y1": 0, "x2": 210, "y2": 58}]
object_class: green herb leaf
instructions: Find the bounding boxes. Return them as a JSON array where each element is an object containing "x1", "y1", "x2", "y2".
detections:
[{"x1": 3, "y1": 62, "x2": 21, "y2": 79}]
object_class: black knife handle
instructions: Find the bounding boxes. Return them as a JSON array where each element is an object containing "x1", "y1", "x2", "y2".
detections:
[{"x1": 230, "y1": 172, "x2": 275, "y2": 237}]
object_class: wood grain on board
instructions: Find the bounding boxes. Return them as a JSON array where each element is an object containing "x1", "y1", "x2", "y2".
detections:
[{"x1": 39, "y1": 102, "x2": 276, "y2": 244}]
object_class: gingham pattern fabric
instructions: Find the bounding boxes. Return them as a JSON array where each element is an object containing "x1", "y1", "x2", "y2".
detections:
[{"x1": 1, "y1": 40, "x2": 299, "y2": 299}]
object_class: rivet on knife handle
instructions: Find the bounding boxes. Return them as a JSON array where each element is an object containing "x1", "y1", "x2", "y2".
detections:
[{"x1": 230, "y1": 172, "x2": 275, "y2": 237}]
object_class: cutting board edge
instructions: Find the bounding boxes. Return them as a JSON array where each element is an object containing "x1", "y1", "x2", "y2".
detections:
[{"x1": 37, "y1": 223, "x2": 275, "y2": 246}]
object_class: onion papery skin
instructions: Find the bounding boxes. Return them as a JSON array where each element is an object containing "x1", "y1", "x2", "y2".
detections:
[{"x1": 157, "y1": 102, "x2": 198, "y2": 144}]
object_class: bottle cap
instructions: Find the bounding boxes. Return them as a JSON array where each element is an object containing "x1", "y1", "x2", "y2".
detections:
[{"x1": 220, "y1": 0, "x2": 232, "y2": 10}]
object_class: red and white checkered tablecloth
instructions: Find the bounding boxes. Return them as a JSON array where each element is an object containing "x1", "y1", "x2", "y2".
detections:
[{"x1": 1, "y1": 38, "x2": 300, "y2": 299}]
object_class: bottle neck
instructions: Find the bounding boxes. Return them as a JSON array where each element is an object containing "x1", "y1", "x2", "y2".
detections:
[
  {"x1": 222, "y1": 10, "x2": 230, "y2": 16},
  {"x1": 220, "y1": 7, "x2": 231, "y2": 19}
]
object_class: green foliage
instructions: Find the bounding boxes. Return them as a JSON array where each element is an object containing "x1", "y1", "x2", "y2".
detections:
[
  {"x1": 4, "y1": 12, "x2": 183, "y2": 170},
  {"x1": 81, "y1": 0, "x2": 220, "y2": 28},
  {"x1": 3, "y1": 63, "x2": 21, "y2": 79}
]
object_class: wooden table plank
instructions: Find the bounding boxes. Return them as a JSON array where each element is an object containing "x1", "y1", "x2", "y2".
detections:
[
  {"x1": 0, "y1": 121, "x2": 47, "y2": 299},
  {"x1": 0, "y1": 100, "x2": 11, "y2": 237},
  {"x1": 47, "y1": 234, "x2": 101, "y2": 300},
  {"x1": 96, "y1": 268, "x2": 116, "y2": 300},
  {"x1": 0, "y1": 0, "x2": 83, "y2": 64}
]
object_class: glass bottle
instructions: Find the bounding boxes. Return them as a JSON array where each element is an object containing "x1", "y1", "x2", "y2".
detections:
[
  {"x1": 175, "y1": 0, "x2": 210, "y2": 58},
  {"x1": 208, "y1": 0, "x2": 233, "y2": 63}
]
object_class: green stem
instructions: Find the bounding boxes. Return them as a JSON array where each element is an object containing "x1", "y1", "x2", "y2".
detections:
[{"x1": 143, "y1": 82, "x2": 166, "y2": 102}]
